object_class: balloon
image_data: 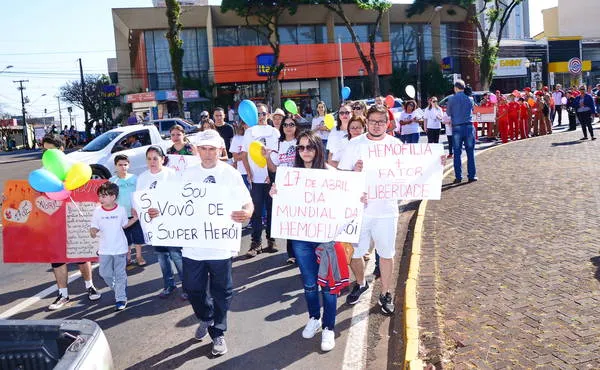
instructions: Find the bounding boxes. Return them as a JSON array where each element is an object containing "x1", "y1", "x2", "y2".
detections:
[
  {"x1": 528, "y1": 98, "x2": 535, "y2": 107},
  {"x1": 238, "y1": 99, "x2": 258, "y2": 127},
  {"x1": 64, "y1": 162, "x2": 92, "y2": 191},
  {"x1": 45, "y1": 189, "x2": 71, "y2": 201},
  {"x1": 405, "y1": 85, "x2": 416, "y2": 98},
  {"x1": 28, "y1": 168, "x2": 64, "y2": 193},
  {"x1": 323, "y1": 114, "x2": 335, "y2": 130},
  {"x1": 385, "y1": 95, "x2": 395, "y2": 108},
  {"x1": 248, "y1": 141, "x2": 266, "y2": 168},
  {"x1": 489, "y1": 94, "x2": 497, "y2": 104},
  {"x1": 284, "y1": 100, "x2": 298, "y2": 115},
  {"x1": 42, "y1": 149, "x2": 72, "y2": 181},
  {"x1": 561, "y1": 97, "x2": 567, "y2": 105},
  {"x1": 341, "y1": 86, "x2": 351, "y2": 100}
]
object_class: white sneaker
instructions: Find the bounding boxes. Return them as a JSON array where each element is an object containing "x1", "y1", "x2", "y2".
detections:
[
  {"x1": 321, "y1": 328, "x2": 335, "y2": 351},
  {"x1": 302, "y1": 317, "x2": 321, "y2": 339}
]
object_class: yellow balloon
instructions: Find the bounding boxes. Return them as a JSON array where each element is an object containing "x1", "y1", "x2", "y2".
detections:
[
  {"x1": 324, "y1": 114, "x2": 335, "y2": 130},
  {"x1": 64, "y1": 162, "x2": 92, "y2": 190},
  {"x1": 248, "y1": 141, "x2": 267, "y2": 168}
]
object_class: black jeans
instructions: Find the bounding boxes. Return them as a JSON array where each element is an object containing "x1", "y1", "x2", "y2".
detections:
[
  {"x1": 554, "y1": 105, "x2": 562, "y2": 124},
  {"x1": 250, "y1": 183, "x2": 273, "y2": 243},
  {"x1": 183, "y1": 257, "x2": 233, "y2": 338},
  {"x1": 568, "y1": 114, "x2": 577, "y2": 131},
  {"x1": 446, "y1": 135, "x2": 453, "y2": 155},
  {"x1": 427, "y1": 128, "x2": 441, "y2": 143},
  {"x1": 577, "y1": 111, "x2": 594, "y2": 138}
]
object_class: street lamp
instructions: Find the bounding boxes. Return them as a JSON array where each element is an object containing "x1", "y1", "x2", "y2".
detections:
[{"x1": 0, "y1": 65, "x2": 13, "y2": 74}]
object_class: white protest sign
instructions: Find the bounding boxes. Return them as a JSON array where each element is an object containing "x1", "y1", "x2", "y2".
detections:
[
  {"x1": 271, "y1": 167, "x2": 365, "y2": 243},
  {"x1": 360, "y1": 143, "x2": 444, "y2": 200},
  {"x1": 133, "y1": 181, "x2": 242, "y2": 251},
  {"x1": 167, "y1": 154, "x2": 201, "y2": 177}
]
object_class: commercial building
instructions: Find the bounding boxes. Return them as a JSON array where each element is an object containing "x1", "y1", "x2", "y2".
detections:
[{"x1": 112, "y1": 3, "x2": 474, "y2": 118}]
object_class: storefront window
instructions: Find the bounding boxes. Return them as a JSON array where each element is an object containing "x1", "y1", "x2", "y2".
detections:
[
  {"x1": 298, "y1": 26, "x2": 316, "y2": 44},
  {"x1": 279, "y1": 26, "x2": 298, "y2": 45},
  {"x1": 239, "y1": 27, "x2": 262, "y2": 46},
  {"x1": 390, "y1": 24, "x2": 418, "y2": 68},
  {"x1": 335, "y1": 25, "x2": 369, "y2": 43},
  {"x1": 215, "y1": 27, "x2": 238, "y2": 47},
  {"x1": 315, "y1": 25, "x2": 328, "y2": 44}
]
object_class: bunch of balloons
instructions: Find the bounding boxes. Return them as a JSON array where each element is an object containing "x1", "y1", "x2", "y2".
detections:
[{"x1": 28, "y1": 149, "x2": 92, "y2": 200}]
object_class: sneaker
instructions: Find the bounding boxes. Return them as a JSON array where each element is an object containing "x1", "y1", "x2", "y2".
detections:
[
  {"x1": 346, "y1": 282, "x2": 369, "y2": 305},
  {"x1": 159, "y1": 286, "x2": 176, "y2": 299},
  {"x1": 180, "y1": 293, "x2": 189, "y2": 301},
  {"x1": 302, "y1": 317, "x2": 321, "y2": 339},
  {"x1": 48, "y1": 295, "x2": 70, "y2": 310},
  {"x1": 321, "y1": 328, "x2": 335, "y2": 352},
  {"x1": 87, "y1": 287, "x2": 101, "y2": 301},
  {"x1": 592, "y1": 137, "x2": 597, "y2": 141},
  {"x1": 211, "y1": 336, "x2": 228, "y2": 356},
  {"x1": 246, "y1": 241, "x2": 261, "y2": 258},
  {"x1": 467, "y1": 177, "x2": 478, "y2": 183},
  {"x1": 286, "y1": 257, "x2": 296, "y2": 265},
  {"x1": 115, "y1": 301, "x2": 127, "y2": 311},
  {"x1": 580, "y1": 137, "x2": 589, "y2": 140},
  {"x1": 264, "y1": 239, "x2": 278, "y2": 253},
  {"x1": 446, "y1": 154, "x2": 453, "y2": 159},
  {"x1": 195, "y1": 320, "x2": 213, "y2": 341},
  {"x1": 379, "y1": 292, "x2": 395, "y2": 315}
]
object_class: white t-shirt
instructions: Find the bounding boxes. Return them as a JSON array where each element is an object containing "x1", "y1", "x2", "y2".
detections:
[
  {"x1": 242, "y1": 125, "x2": 280, "y2": 183},
  {"x1": 399, "y1": 112, "x2": 421, "y2": 135},
  {"x1": 229, "y1": 134, "x2": 246, "y2": 175},
  {"x1": 91, "y1": 205, "x2": 129, "y2": 255},
  {"x1": 337, "y1": 134, "x2": 400, "y2": 218},
  {"x1": 423, "y1": 107, "x2": 443, "y2": 129},
  {"x1": 136, "y1": 167, "x2": 176, "y2": 191},
  {"x1": 311, "y1": 116, "x2": 329, "y2": 140},
  {"x1": 271, "y1": 139, "x2": 297, "y2": 167},
  {"x1": 181, "y1": 161, "x2": 253, "y2": 260},
  {"x1": 326, "y1": 127, "x2": 348, "y2": 155},
  {"x1": 331, "y1": 137, "x2": 351, "y2": 162},
  {"x1": 442, "y1": 112, "x2": 452, "y2": 136}
]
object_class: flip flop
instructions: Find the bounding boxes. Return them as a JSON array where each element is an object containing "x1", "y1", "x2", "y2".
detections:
[{"x1": 137, "y1": 259, "x2": 147, "y2": 267}]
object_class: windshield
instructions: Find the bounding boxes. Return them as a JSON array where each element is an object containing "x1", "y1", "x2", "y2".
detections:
[{"x1": 81, "y1": 131, "x2": 121, "y2": 152}]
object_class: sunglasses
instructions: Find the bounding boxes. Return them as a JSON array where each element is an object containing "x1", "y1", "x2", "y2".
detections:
[
  {"x1": 352, "y1": 106, "x2": 362, "y2": 110},
  {"x1": 339, "y1": 111, "x2": 351, "y2": 115},
  {"x1": 258, "y1": 112, "x2": 268, "y2": 116},
  {"x1": 296, "y1": 144, "x2": 317, "y2": 152},
  {"x1": 282, "y1": 122, "x2": 295, "y2": 128}
]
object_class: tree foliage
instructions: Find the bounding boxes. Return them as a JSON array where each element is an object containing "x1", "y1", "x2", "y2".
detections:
[
  {"x1": 221, "y1": 0, "x2": 300, "y2": 107},
  {"x1": 165, "y1": 0, "x2": 185, "y2": 115},
  {"x1": 309, "y1": 0, "x2": 392, "y2": 97},
  {"x1": 59, "y1": 75, "x2": 120, "y2": 134},
  {"x1": 407, "y1": 0, "x2": 523, "y2": 90}
]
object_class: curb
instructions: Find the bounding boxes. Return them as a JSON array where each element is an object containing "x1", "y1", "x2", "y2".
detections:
[{"x1": 400, "y1": 129, "x2": 567, "y2": 369}]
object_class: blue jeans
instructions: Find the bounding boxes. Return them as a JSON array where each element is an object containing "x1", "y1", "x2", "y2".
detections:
[
  {"x1": 452, "y1": 124, "x2": 476, "y2": 180},
  {"x1": 403, "y1": 133, "x2": 420, "y2": 144},
  {"x1": 99, "y1": 253, "x2": 127, "y2": 302},
  {"x1": 241, "y1": 174, "x2": 250, "y2": 191},
  {"x1": 292, "y1": 240, "x2": 337, "y2": 329},
  {"x1": 183, "y1": 257, "x2": 233, "y2": 338},
  {"x1": 154, "y1": 246, "x2": 184, "y2": 290}
]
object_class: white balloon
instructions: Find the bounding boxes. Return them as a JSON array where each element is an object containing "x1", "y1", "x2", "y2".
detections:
[{"x1": 405, "y1": 85, "x2": 416, "y2": 99}]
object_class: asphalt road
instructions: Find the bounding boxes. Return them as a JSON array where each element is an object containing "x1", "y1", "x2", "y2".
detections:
[{"x1": 0, "y1": 155, "x2": 406, "y2": 369}]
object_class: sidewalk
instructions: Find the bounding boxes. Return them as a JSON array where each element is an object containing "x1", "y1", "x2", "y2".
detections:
[{"x1": 417, "y1": 126, "x2": 600, "y2": 368}]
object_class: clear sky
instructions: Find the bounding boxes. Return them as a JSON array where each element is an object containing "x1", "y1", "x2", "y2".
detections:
[{"x1": 0, "y1": 0, "x2": 556, "y2": 129}]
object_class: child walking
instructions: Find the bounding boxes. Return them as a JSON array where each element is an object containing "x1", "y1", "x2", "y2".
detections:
[{"x1": 90, "y1": 182, "x2": 138, "y2": 311}]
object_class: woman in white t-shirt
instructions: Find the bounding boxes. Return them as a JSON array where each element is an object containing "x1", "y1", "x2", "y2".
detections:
[
  {"x1": 398, "y1": 100, "x2": 421, "y2": 144},
  {"x1": 331, "y1": 115, "x2": 366, "y2": 166},
  {"x1": 423, "y1": 96, "x2": 443, "y2": 144},
  {"x1": 229, "y1": 122, "x2": 250, "y2": 190},
  {"x1": 326, "y1": 103, "x2": 352, "y2": 167},
  {"x1": 311, "y1": 101, "x2": 329, "y2": 147},
  {"x1": 442, "y1": 111, "x2": 453, "y2": 158},
  {"x1": 136, "y1": 146, "x2": 185, "y2": 300}
]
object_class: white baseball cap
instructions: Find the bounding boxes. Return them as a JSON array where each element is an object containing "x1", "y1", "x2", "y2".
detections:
[{"x1": 193, "y1": 129, "x2": 223, "y2": 148}]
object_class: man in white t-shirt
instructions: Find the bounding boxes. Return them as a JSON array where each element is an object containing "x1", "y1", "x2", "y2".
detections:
[
  {"x1": 337, "y1": 104, "x2": 401, "y2": 315},
  {"x1": 241, "y1": 103, "x2": 281, "y2": 257},
  {"x1": 179, "y1": 130, "x2": 253, "y2": 356}
]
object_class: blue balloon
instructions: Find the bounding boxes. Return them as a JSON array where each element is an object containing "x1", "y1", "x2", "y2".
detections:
[
  {"x1": 341, "y1": 86, "x2": 351, "y2": 100},
  {"x1": 28, "y1": 168, "x2": 64, "y2": 193},
  {"x1": 238, "y1": 99, "x2": 258, "y2": 127}
]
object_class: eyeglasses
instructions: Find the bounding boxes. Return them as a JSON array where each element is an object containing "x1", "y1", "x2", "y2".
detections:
[
  {"x1": 296, "y1": 144, "x2": 317, "y2": 152},
  {"x1": 352, "y1": 106, "x2": 362, "y2": 110},
  {"x1": 431, "y1": 100, "x2": 438, "y2": 102},
  {"x1": 258, "y1": 112, "x2": 268, "y2": 116},
  {"x1": 349, "y1": 126, "x2": 363, "y2": 130},
  {"x1": 339, "y1": 111, "x2": 351, "y2": 115},
  {"x1": 282, "y1": 122, "x2": 295, "y2": 128},
  {"x1": 367, "y1": 120, "x2": 387, "y2": 127}
]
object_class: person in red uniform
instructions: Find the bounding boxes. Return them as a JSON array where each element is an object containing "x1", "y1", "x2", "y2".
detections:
[
  {"x1": 507, "y1": 92, "x2": 520, "y2": 141},
  {"x1": 479, "y1": 93, "x2": 495, "y2": 138},
  {"x1": 517, "y1": 97, "x2": 531, "y2": 139},
  {"x1": 496, "y1": 95, "x2": 510, "y2": 143}
]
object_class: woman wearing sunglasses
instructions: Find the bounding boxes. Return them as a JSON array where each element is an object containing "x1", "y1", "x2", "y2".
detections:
[
  {"x1": 423, "y1": 97, "x2": 443, "y2": 144},
  {"x1": 351, "y1": 101, "x2": 367, "y2": 118},
  {"x1": 329, "y1": 115, "x2": 366, "y2": 167},
  {"x1": 326, "y1": 103, "x2": 352, "y2": 167}
]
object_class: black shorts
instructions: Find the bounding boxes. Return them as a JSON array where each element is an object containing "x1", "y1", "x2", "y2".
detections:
[
  {"x1": 125, "y1": 219, "x2": 145, "y2": 246},
  {"x1": 51, "y1": 262, "x2": 87, "y2": 268}
]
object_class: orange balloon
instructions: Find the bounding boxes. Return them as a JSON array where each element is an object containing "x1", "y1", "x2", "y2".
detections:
[
  {"x1": 385, "y1": 95, "x2": 395, "y2": 108},
  {"x1": 528, "y1": 98, "x2": 535, "y2": 107}
]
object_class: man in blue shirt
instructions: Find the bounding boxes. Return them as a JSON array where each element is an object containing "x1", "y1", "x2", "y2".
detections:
[
  {"x1": 572, "y1": 86, "x2": 596, "y2": 140},
  {"x1": 446, "y1": 79, "x2": 477, "y2": 183}
]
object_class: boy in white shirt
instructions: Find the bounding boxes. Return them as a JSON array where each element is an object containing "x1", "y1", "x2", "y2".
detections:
[{"x1": 90, "y1": 182, "x2": 138, "y2": 311}]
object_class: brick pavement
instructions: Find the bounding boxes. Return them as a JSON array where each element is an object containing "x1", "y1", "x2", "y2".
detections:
[{"x1": 419, "y1": 127, "x2": 600, "y2": 369}]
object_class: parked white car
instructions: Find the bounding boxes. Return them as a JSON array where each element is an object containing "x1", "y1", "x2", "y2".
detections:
[
  {"x1": 145, "y1": 118, "x2": 199, "y2": 138},
  {"x1": 66, "y1": 124, "x2": 173, "y2": 179}
]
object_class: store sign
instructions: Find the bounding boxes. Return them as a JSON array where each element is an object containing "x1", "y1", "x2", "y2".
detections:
[
  {"x1": 441, "y1": 57, "x2": 453, "y2": 72},
  {"x1": 568, "y1": 57, "x2": 582, "y2": 74},
  {"x1": 103, "y1": 85, "x2": 120, "y2": 98},
  {"x1": 494, "y1": 58, "x2": 528, "y2": 77},
  {"x1": 257, "y1": 53, "x2": 276, "y2": 76},
  {"x1": 161, "y1": 90, "x2": 200, "y2": 101},
  {"x1": 125, "y1": 92, "x2": 156, "y2": 103}
]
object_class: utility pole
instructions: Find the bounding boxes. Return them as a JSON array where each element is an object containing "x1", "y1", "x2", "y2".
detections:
[
  {"x1": 79, "y1": 58, "x2": 89, "y2": 135},
  {"x1": 13, "y1": 79, "x2": 29, "y2": 149},
  {"x1": 56, "y1": 96, "x2": 63, "y2": 126}
]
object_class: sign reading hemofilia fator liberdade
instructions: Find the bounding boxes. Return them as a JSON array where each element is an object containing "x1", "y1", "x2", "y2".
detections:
[
  {"x1": 361, "y1": 143, "x2": 444, "y2": 200},
  {"x1": 271, "y1": 167, "x2": 366, "y2": 243},
  {"x1": 133, "y1": 182, "x2": 242, "y2": 251}
]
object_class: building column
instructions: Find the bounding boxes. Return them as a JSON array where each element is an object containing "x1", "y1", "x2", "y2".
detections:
[{"x1": 431, "y1": 13, "x2": 442, "y2": 64}]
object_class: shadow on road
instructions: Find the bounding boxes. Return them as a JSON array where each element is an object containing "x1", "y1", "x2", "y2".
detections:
[{"x1": 551, "y1": 140, "x2": 584, "y2": 147}]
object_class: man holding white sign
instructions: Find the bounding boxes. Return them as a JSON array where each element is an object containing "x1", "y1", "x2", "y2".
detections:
[{"x1": 148, "y1": 130, "x2": 253, "y2": 356}]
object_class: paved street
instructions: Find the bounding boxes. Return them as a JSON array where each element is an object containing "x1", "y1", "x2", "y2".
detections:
[{"x1": 419, "y1": 123, "x2": 600, "y2": 369}]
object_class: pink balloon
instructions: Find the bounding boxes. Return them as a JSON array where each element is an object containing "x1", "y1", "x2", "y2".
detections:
[
  {"x1": 489, "y1": 94, "x2": 497, "y2": 104},
  {"x1": 45, "y1": 189, "x2": 71, "y2": 201}
]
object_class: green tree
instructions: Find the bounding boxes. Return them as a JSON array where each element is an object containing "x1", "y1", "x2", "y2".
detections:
[
  {"x1": 165, "y1": 0, "x2": 185, "y2": 116},
  {"x1": 221, "y1": 0, "x2": 300, "y2": 108},
  {"x1": 309, "y1": 0, "x2": 392, "y2": 97},
  {"x1": 407, "y1": 0, "x2": 523, "y2": 90}
]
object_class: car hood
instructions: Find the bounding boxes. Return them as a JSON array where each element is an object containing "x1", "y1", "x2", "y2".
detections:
[{"x1": 66, "y1": 150, "x2": 107, "y2": 165}]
